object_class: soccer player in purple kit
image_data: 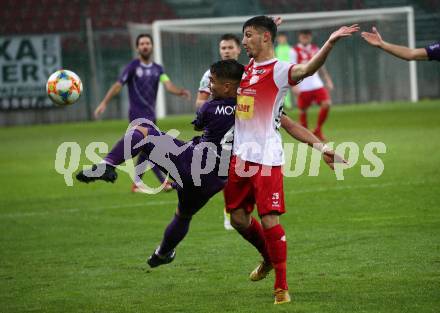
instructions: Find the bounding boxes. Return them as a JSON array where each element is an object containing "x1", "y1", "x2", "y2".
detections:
[
  {"x1": 77, "y1": 59, "x2": 242, "y2": 265},
  {"x1": 93, "y1": 34, "x2": 191, "y2": 192},
  {"x1": 361, "y1": 27, "x2": 440, "y2": 61},
  {"x1": 76, "y1": 57, "x2": 346, "y2": 275}
]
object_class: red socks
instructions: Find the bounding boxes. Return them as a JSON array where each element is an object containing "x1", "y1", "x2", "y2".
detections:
[
  {"x1": 316, "y1": 106, "x2": 329, "y2": 131},
  {"x1": 239, "y1": 219, "x2": 288, "y2": 290},
  {"x1": 299, "y1": 110, "x2": 308, "y2": 128},
  {"x1": 264, "y1": 224, "x2": 288, "y2": 290},
  {"x1": 238, "y1": 217, "x2": 270, "y2": 263},
  {"x1": 300, "y1": 106, "x2": 329, "y2": 132}
]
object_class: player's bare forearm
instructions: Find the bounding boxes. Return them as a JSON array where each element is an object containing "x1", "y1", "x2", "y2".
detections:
[
  {"x1": 319, "y1": 66, "x2": 331, "y2": 82},
  {"x1": 94, "y1": 82, "x2": 122, "y2": 118},
  {"x1": 165, "y1": 81, "x2": 181, "y2": 95},
  {"x1": 291, "y1": 41, "x2": 334, "y2": 82},
  {"x1": 280, "y1": 115, "x2": 348, "y2": 169},
  {"x1": 102, "y1": 82, "x2": 122, "y2": 105},
  {"x1": 164, "y1": 81, "x2": 191, "y2": 100},
  {"x1": 361, "y1": 27, "x2": 428, "y2": 61},
  {"x1": 379, "y1": 42, "x2": 428, "y2": 61},
  {"x1": 280, "y1": 115, "x2": 322, "y2": 147}
]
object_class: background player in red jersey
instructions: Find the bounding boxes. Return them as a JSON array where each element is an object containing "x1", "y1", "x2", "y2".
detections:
[
  {"x1": 291, "y1": 30, "x2": 334, "y2": 141},
  {"x1": 224, "y1": 16, "x2": 357, "y2": 305},
  {"x1": 361, "y1": 27, "x2": 440, "y2": 62}
]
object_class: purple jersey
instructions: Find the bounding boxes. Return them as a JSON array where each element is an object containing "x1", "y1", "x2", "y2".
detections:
[
  {"x1": 118, "y1": 59, "x2": 164, "y2": 122},
  {"x1": 192, "y1": 97, "x2": 236, "y2": 153},
  {"x1": 426, "y1": 42, "x2": 440, "y2": 61},
  {"x1": 141, "y1": 97, "x2": 236, "y2": 215}
]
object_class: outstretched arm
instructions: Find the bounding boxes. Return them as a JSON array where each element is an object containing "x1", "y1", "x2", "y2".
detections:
[
  {"x1": 94, "y1": 82, "x2": 123, "y2": 119},
  {"x1": 163, "y1": 80, "x2": 192, "y2": 101},
  {"x1": 361, "y1": 27, "x2": 428, "y2": 61},
  {"x1": 291, "y1": 24, "x2": 360, "y2": 82},
  {"x1": 280, "y1": 114, "x2": 347, "y2": 169}
]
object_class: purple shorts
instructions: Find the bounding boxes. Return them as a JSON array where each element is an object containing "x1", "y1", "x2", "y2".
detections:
[{"x1": 141, "y1": 129, "x2": 226, "y2": 215}]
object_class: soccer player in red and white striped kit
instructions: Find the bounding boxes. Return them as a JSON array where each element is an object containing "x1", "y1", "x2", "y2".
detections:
[{"x1": 224, "y1": 16, "x2": 358, "y2": 304}]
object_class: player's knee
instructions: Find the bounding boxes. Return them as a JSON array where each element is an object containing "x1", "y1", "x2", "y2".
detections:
[
  {"x1": 176, "y1": 208, "x2": 193, "y2": 220},
  {"x1": 135, "y1": 126, "x2": 149, "y2": 137},
  {"x1": 230, "y1": 210, "x2": 250, "y2": 230},
  {"x1": 321, "y1": 100, "x2": 331, "y2": 108},
  {"x1": 260, "y1": 214, "x2": 279, "y2": 229}
]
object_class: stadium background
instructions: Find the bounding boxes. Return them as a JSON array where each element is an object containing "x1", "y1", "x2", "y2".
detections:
[
  {"x1": 0, "y1": 0, "x2": 439, "y2": 126},
  {"x1": 1, "y1": 2, "x2": 440, "y2": 312}
]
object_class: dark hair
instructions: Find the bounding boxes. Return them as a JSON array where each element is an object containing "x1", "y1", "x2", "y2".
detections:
[
  {"x1": 299, "y1": 29, "x2": 312, "y2": 35},
  {"x1": 219, "y1": 33, "x2": 240, "y2": 47},
  {"x1": 242, "y1": 15, "x2": 277, "y2": 43},
  {"x1": 278, "y1": 32, "x2": 287, "y2": 37},
  {"x1": 136, "y1": 34, "x2": 153, "y2": 47},
  {"x1": 210, "y1": 59, "x2": 244, "y2": 82}
]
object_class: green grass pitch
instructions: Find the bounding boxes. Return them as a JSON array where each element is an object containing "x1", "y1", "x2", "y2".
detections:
[{"x1": 1, "y1": 100, "x2": 439, "y2": 312}]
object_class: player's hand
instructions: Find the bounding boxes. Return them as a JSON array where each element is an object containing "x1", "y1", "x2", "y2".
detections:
[
  {"x1": 323, "y1": 150, "x2": 348, "y2": 170},
  {"x1": 180, "y1": 89, "x2": 191, "y2": 101},
  {"x1": 329, "y1": 24, "x2": 360, "y2": 44},
  {"x1": 94, "y1": 102, "x2": 107, "y2": 119},
  {"x1": 361, "y1": 27, "x2": 383, "y2": 47},
  {"x1": 272, "y1": 16, "x2": 282, "y2": 27}
]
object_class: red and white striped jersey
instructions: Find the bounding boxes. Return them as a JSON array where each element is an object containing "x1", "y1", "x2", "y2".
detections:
[
  {"x1": 290, "y1": 43, "x2": 324, "y2": 92},
  {"x1": 233, "y1": 58, "x2": 297, "y2": 166}
]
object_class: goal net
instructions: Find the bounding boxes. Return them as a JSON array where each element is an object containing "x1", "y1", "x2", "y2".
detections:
[{"x1": 129, "y1": 7, "x2": 416, "y2": 118}]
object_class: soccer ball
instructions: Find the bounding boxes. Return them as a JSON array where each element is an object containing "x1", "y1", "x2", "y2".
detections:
[{"x1": 46, "y1": 70, "x2": 83, "y2": 106}]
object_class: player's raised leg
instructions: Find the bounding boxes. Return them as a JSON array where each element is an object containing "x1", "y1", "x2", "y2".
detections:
[
  {"x1": 132, "y1": 152, "x2": 174, "y2": 192},
  {"x1": 147, "y1": 210, "x2": 191, "y2": 267},
  {"x1": 76, "y1": 126, "x2": 148, "y2": 183},
  {"x1": 148, "y1": 183, "x2": 223, "y2": 268}
]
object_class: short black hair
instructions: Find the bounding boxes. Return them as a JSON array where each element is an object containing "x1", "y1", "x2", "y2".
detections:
[
  {"x1": 299, "y1": 29, "x2": 312, "y2": 35},
  {"x1": 210, "y1": 59, "x2": 244, "y2": 82},
  {"x1": 136, "y1": 34, "x2": 153, "y2": 47},
  {"x1": 219, "y1": 33, "x2": 241, "y2": 47},
  {"x1": 242, "y1": 15, "x2": 277, "y2": 43}
]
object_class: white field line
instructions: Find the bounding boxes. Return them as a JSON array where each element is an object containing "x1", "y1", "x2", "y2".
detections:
[
  {"x1": 0, "y1": 180, "x2": 432, "y2": 219},
  {"x1": 0, "y1": 200, "x2": 176, "y2": 219}
]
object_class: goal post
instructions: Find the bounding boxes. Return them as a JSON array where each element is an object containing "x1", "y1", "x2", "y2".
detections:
[{"x1": 147, "y1": 6, "x2": 416, "y2": 118}]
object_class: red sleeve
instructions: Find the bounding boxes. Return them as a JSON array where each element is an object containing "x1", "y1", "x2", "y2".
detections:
[{"x1": 288, "y1": 64, "x2": 300, "y2": 86}]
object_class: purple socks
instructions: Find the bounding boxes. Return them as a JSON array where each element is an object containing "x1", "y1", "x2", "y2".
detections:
[
  {"x1": 135, "y1": 152, "x2": 166, "y2": 184},
  {"x1": 104, "y1": 128, "x2": 144, "y2": 166},
  {"x1": 158, "y1": 214, "x2": 192, "y2": 255}
]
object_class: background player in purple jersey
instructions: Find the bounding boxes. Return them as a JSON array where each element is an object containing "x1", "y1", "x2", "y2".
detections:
[
  {"x1": 94, "y1": 34, "x2": 191, "y2": 192},
  {"x1": 361, "y1": 27, "x2": 440, "y2": 62}
]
